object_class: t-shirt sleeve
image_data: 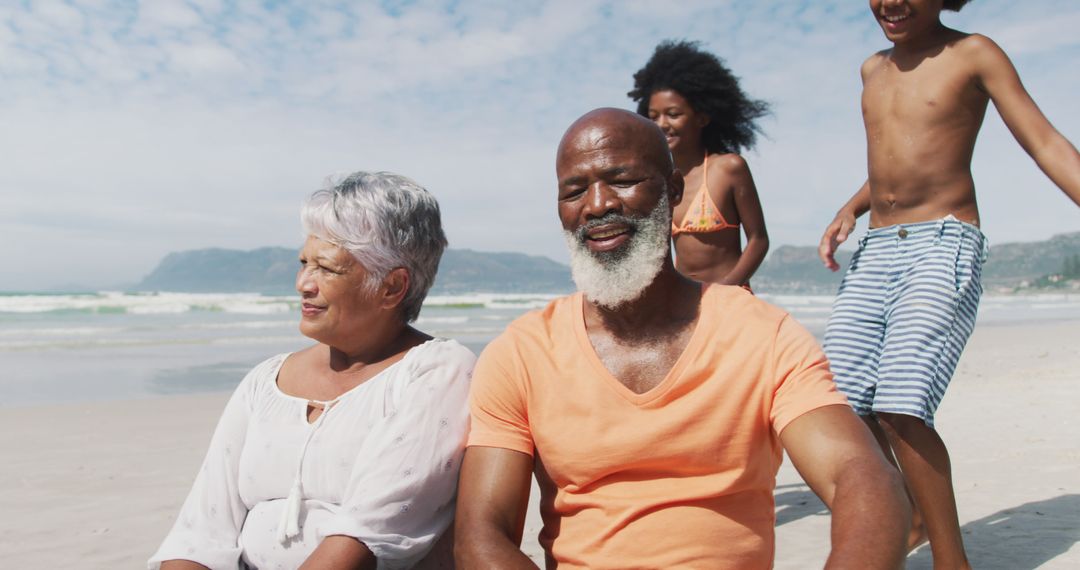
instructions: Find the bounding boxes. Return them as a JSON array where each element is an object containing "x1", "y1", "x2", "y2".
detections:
[
  {"x1": 319, "y1": 341, "x2": 475, "y2": 570},
  {"x1": 769, "y1": 315, "x2": 849, "y2": 434},
  {"x1": 466, "y1": 331, "x2": 534, "y2": 456},
  {"x1": 148, "y1": 357, "x2": 275, "y2": 570}
]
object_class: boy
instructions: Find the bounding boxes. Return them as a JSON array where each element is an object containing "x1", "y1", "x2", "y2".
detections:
[{"x1": 818, "y1": 0, "x2": 1080, "y2": 567}]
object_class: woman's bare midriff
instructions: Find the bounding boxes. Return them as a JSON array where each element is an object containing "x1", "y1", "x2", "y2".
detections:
[{"x1": 673, "y1": 232, "x2": 742, "y2": 283}]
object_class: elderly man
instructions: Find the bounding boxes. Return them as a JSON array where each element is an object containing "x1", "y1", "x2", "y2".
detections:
[{"x1": 455, "y1": 108, "x2": 909, "y2": 569}]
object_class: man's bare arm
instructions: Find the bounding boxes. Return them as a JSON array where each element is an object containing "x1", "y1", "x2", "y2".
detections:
[
  {"x1": 819, "y1": 181, "x2": 871, "y2": 271},
  {"x1": 455, "y1": 446, "x2": 538, "y2": 570},
  {"x1": 971, "y1": 34, "x2": 1080, "y2": 207},
  {"x1": 781, "y1": 405, "x2": 909, "y2": 569}
]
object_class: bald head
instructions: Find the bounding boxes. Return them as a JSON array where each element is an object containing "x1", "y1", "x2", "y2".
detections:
[{"x1": 556, "y1": 108, "x2": 674, "y2": 177}]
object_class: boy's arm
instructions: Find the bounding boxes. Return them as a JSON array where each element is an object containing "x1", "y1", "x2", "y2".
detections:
[
  {"x1": 818, "y1": 181, "x2": 871, "y2": 271},
  {"x1": 818, "y1": 53, "x2": 882, "y2": 271},
  {"x1": 971, "y1": 34, "x2": 1080, "y2": 206}
]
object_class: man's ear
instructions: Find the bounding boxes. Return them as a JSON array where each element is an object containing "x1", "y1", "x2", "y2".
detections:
[
  {"x1": 379, "y1": 267, "x2": 410, "y2": 311},
  {"x1": 668, "y1": 169, "x2": 685, "y2": 208}
]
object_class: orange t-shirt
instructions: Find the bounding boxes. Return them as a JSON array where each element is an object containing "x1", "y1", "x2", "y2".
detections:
[{"x1": 468, "y1": 285, "x2": 848, "y2": 569}]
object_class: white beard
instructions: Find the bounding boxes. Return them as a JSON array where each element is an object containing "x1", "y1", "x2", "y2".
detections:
[{"x1": 562, "y1": 192, "x2": 671, "y2": 310}]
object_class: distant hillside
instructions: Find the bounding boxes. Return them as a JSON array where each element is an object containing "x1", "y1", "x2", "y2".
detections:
[
  {"x1": 138, "y1": 247, "x2": 298, "y2": 294},
  {"x1": 752, "y1": 231, "x2": 1080, "y2": 294},
  {"x1": 136, "y1": 231, "x2": 1080, "y2": 295},
  {"x1": 435, "y1": 249, "x2": 573, "y2": 293},
  {"x1": 981, "y1": 231, "x2": 1080, "y2": 288},
  {"x1": 753, "y1": 246, "x2": 852, "y2": 294},
  {"x1": 137, "y1": 247, "x2": 573, "y2": 294}
]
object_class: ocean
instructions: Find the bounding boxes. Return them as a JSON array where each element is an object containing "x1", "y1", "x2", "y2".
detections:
[{"x1": 2, "y1": 290, "x2": 1079, "y2": 407}]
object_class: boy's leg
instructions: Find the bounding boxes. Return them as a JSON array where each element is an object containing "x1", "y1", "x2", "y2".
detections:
[
  {"x1": 863, "y1": 416, "x2": 927, "y2": 551},
  {"x1": 824, "y1": 230, "x2": 932, "y2": 547},
  {"x1": 872, "y1": 218, "x2": 986, "y2": 568},
  {"x1": 877, "y1": 413, "x2": 968, "y2": 568},
  {"x1": 823, "y1": 233, "x2": 886, "y2": 418}
]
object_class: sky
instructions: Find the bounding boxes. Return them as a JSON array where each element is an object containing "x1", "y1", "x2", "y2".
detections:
[{"x1": 1, "y1": 0, "x2": 1078, "y2": 291}]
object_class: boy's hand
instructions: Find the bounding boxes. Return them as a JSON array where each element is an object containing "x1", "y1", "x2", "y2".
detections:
[{"x1": 819, "y1": 212, "x2": 856, "y2": 271}]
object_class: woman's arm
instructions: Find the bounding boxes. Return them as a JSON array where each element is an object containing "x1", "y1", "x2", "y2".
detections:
[
  {"x1": 300, "y1": 535, "x2": 376, "y2": 570},
  {"x1": 716, "y1": 154, "x2": 769, "y2": 285},
  {"x1": 150, "y1": 359, "x2": 270, "y2": 569},
  {"x1": 160, "y1": 561, "x2": 209, "y2": 570}
]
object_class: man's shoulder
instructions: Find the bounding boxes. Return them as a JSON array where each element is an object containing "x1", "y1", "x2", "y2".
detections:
[
  {"x1": 483, "y1": 293, "x2": 579, "y2": 355},
  {"x1": 701, "y1": 285, "x2": 789, "y2": 333}
]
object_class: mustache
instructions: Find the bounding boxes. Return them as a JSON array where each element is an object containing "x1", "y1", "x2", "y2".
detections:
[{"x1": 574, "y1": 213, "x2": 641, "y2": 241}]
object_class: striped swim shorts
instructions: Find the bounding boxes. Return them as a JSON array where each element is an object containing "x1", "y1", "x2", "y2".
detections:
[{"x1": 824, "y1": 215, "x2": 989, "y2": 427}]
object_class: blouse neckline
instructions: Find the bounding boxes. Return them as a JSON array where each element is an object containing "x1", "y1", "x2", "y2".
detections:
[{"x1": 270, "y1": 337, "x2": 444, "y2": 407}]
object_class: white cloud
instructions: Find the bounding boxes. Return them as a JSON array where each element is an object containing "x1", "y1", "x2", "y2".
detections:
[
  {"x1": 0, "y1": 0, "x2": 1077, "y2": 290},
  {"x1": 135, "y1": 0, "x2": 203, "y2": 31}
]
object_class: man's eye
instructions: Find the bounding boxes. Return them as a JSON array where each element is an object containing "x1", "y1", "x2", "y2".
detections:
[{"x1": 560, "y1": 187, "x2": 585, "y2": 200}]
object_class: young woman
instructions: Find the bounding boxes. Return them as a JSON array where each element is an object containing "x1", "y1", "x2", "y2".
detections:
[{"x1": 630, "y1": 40, "x2": 770, "y2": 287}]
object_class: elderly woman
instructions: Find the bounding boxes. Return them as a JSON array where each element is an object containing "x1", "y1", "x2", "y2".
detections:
[{"x1": 150, "y1": 172, "x2": 474, "y2": 569}]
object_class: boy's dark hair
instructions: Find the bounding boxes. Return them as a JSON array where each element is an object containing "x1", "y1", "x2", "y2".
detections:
[
  {"x1": 629, "y1": 40, "x2": 769, "y2": 155},
  {"x1": 943, "y1": 0, "x2": 972, "y2": 11}
]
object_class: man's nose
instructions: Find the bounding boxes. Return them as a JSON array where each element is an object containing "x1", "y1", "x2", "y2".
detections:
[{"x1": 583, "y1": 182, "x2": 619, "y2": 219}]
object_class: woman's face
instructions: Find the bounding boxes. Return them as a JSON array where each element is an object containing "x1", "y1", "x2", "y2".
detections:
[
  {"x1": 647, "y1": 89, "x2": 709, "y2": 153},
  {"x1": 295, "y1": 235, "x2": 379, "y2": 345}
]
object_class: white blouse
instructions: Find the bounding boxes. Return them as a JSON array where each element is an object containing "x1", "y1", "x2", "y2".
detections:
[{"x1": 149, "y1": 338, "x2": 475, "y2": 570}]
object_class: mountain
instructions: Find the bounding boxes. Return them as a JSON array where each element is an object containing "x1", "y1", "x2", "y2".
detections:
[
  {"x1": 751, "y1": 231, "x2": 1080, "y2": 293},
  {"x1": 980, "y1": 231, "x2": 1080, "y2": 288},
  {"x1": 136, "y1": 247, "x2": 573, "y2": 294},
  {"x1": 137, "y1": 247, "x2": 300, "y2": 294},
  {"x1": 434, "y1": 249, "x2": 573, "y2": 293},
  {"x1": 135, "y1": 231, "x2": 1080, "y2": 295},
  {"x1": 753, "y1": 246, "x2": 852, "y2": 294}
]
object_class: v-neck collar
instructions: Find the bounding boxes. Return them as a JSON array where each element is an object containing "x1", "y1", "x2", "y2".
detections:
[{"x1": 571, "y1": 285, "x2": 711, "y2": 406}]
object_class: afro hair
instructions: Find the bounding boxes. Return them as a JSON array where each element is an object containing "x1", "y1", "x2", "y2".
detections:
[
  {"x1": 629, "y1": 40, "x2": 769, "y2": 155},
  {"x1": 942, "y1": 0, "x2": 972, "y2": 11}
]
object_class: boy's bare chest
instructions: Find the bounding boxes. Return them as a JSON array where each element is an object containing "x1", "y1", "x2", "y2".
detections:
[{"x1": 863, "y1": 59, "x2": 982, "y2": 127}]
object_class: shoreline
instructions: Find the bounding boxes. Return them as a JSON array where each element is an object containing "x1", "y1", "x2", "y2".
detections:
[{"x1": 1, "y1": 319, "x2": 1078, "y2": 567}]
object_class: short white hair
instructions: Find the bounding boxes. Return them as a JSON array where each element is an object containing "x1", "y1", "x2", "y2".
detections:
[{"x1": 301, "y1": 171, "x2": 447, "y2": 322}]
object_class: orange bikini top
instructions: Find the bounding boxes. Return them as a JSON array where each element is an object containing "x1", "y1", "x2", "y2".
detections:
[{"x1": 671, "y1": 154, "x2": 739, "y2": 236}]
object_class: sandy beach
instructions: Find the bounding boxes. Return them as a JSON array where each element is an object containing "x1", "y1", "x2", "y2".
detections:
[{"x1": 1, "y1": 318, "x2": 1077, "y2": 568}]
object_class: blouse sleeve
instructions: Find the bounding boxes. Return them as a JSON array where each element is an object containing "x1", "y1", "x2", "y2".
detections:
[
  {"x1": 319, "y1": 340, "x2": 475, "y2": 570},
  {"x1": 148, "y1": 357, "x2": 276, "y2": 570}
]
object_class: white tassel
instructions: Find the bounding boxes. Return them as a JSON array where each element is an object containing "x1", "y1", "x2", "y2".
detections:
[{"x1": 277, "y1": 480, "x2": 303, "y2": 543}]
